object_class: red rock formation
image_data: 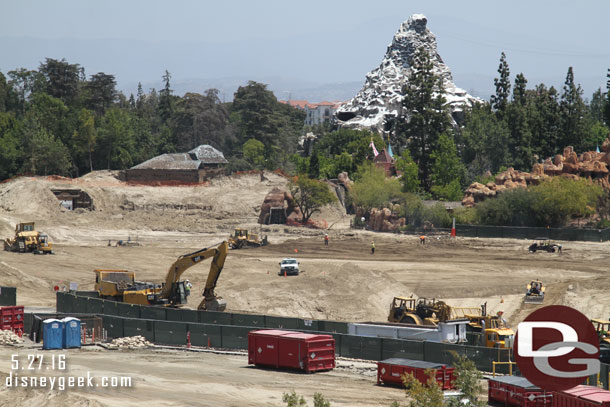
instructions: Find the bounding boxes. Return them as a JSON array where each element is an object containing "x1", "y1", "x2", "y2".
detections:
[
  {"x1": 462, "y1": 136, "x2": 610, "y2": 207},
  {"x1": 258, "y1": 187, "x2": 301, "y2": 224}
]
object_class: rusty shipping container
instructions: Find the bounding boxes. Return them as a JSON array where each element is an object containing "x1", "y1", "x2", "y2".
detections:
[
  {"x1": 554, "y1": 385, "x2": 610, "y2": 407},
  {"x1": 488, "y1": 376, "x2": 552, "y2": 406},
  {"x1": 377, "y1": 358, "x2": 455, "y2": 390},
  {"x1": 248, "y1": 330, "x2": 335, "y2": 373}
]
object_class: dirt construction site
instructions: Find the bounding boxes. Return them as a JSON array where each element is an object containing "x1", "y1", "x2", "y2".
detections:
[{"x1": 0, "y1": 171, "x2": 609, "y2": 406}]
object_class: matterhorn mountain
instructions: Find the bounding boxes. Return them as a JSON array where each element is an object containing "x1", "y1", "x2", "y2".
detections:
[{"x1": 336, "y1": 14, "x2": 479, "y2": 130}]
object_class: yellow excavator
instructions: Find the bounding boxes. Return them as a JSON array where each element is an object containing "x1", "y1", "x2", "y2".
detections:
[{"x1": 95, "y1": 241, "x2": 229, "y2": 311}]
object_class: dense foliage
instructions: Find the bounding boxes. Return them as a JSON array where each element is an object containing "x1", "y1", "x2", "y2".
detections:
[{"x1": 0, "y1": 60, "x2": 304, "y2": 178}]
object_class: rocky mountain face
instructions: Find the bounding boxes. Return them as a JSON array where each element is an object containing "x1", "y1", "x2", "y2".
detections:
[{"x1": 335, "y1": 14, "x2": 479, "y2": 131}]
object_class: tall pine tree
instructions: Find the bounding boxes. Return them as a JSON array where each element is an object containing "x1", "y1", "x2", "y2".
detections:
[
  {"x1": 491, "y1": 52, "x2": 511, "y2": 115},
  {"x1": 559, "y1": 67, "x2": 587, "y2": 150},
  {"x1": 395, "y1": 46, "x2": 450, "y2": 190}
]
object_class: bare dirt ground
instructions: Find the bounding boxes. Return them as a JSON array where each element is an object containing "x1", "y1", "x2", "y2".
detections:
[{"x1": 0, "y1": 172, "x2": 609, "y2": 405}]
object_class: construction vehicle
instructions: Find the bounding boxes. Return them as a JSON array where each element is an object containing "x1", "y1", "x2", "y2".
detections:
[
  {"x1": 94, "y1": 241, "x2": 229, "y2": 311},
  {"x1": 592, "y1": 319, "x2": 610, "y2": 363},
  {"x1": 388, "y1": 297, "x2": 514, "y2": 348},
  {"x1": 524, "y1": 280, "x2": 545, "y2": 304},
  {"x1": 387, "y1": 296, "x2": 452, "y2": 326},
  {"x1": 228, "y1": 228, "x2": 268, "y2": 249},
  {"x1": 528, "y1": 238, "x2": 561, "y2": 253},
  {"x1": 3, "y1": 222, "x2": 54, "y2": 254}
]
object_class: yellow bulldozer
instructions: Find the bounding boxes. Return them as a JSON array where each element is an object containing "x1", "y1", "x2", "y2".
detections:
[
  {"x1": 388, "y1": 296, "x2": 514, "y2": 348},
  {"x1": 95, "y1": 241, "x2": 229, "y2": 311},
  {"x1": 3, "y1": 222, "x2": 54, "y2": 254},
  {"x1": 228, "y1": 228, "x2": 268, "y2": 249},
  {"x1": 524, "y1": 280, "x2": 545, "y2": 304}
]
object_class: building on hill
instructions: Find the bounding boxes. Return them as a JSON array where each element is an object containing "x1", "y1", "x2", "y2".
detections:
[
  {"x1": 280, "y1": 100, "x2": 344, "y2": 126},
  {"x1": 373, "y1": 148, "x2": 396, "y2": 176},
  {"x1": 125, "y1": 145, "x2": 228, "y2": 184}
]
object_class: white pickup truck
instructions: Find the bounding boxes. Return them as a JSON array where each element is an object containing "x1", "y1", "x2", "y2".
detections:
[{"x1": 279, "y1": 258, "x2": 300, "y2": 276}]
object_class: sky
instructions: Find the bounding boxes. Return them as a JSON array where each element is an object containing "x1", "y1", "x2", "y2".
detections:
[{"x1": 1, "y1": 0, "x2": 609, "y2": 101}]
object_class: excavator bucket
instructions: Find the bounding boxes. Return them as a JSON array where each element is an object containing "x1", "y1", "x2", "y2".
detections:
[{"x1": 524, "y1": 294, "x2": 544, "y2": 304}]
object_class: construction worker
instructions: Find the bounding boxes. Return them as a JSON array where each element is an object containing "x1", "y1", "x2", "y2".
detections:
[
  {"x1": 324, "y1": 234, "x2": 329, "y2": 246},
  {"x1": 420, "y1": 235, "x2": 426, "y2": 245},
  {"x1": 371, "y1": 241, "x2": 375, "y2": 255},
  {"x1": 184, "y1": 280, "x2": 193, "y2": 297}
]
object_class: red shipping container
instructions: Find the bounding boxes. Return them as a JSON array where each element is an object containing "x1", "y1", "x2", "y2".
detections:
[
  {"x1": 554, "y1": 385, "x2": 610, "y2": 407},
  {"x1": 248, "y1": 330, "x2": 335, "y2": 373},
  {"x1": 488, "y1": 376, "x2": 552, "y2": 406},
  {"x1": 377, "y1": 358, "x2": 455, "y2": 390}
]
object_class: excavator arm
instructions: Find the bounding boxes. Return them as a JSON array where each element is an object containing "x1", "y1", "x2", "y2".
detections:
[{"x1": 159, "y1": 241, "x2": 229, "y2": 311}]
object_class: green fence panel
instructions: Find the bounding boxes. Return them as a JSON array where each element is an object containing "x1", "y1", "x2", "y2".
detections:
[
  {"x1": 75, "y1": 291, "x2": 99, "y2": 298},
  {"x1": 55, "y1": 292, "x2": 67, "y2": 312},
  {"x1": 73, "y1": 295, "x2": 89, "y2": 313},
  {"x1": 86, "y1": 297, "x2": 104, "y2": 314},
  {"x1": 139, "y1": 306, "x2": 166, "y2": 320},
  {"x1": 125, "y1": 318, "x2": 155, "y2": 342},
  {"x1": 24, "y1": 313, "x2": 32, "y2": 334},
  {"x1": 165, "y1": 308, "x2": 198, "y2": 323},
  {"x1": 199, "y1": 311, "x2": 232, "y2": 325},
  {"x1": 582, "y1": 229, "x2": 603, "y2": 242},
  {"x1": 63, "y1": 293, "x2": 77, "y2": 313},
  {"x1": 456, "y1": 225, "x2": 477, "y2": 237},
  {"x1": 600, "y1": 363, "x2": 610, "y2": 390},
  {"x1": 186, "y1": 323, "x2": 209, "y2": 347},
  {"x1": 154, "y1": 321, "x2": 189, "y2": 346},
  {"x1": 296, "y1": 318, "x2": 320, "y2": 332},
  {"x1": 317, "y1": 320, "x2": 348, "y2": 334},
  {"x1": 360, "y1": 337, "x2": 383, "y2": 361},
  {"x1": 341, "y1": 335, "x2": 380, "y2": 359},
  {"x1": 264, "y1": 316, "x2": 299, "y2": 329},
  {"x1": 381, "y1": 339, "x2": 425, "y2": 360},
  {"x1": 116, "y1": 302, "x2": 141, "y2": 319},
  {"x1": 221, "y1": 325, "x2": 250, "y2": 350},
  {"x1": 102, "y1": 315, "x2": 124, "y2": 339},
  {"x1": 0, "y1": 286, "x2": 16, "y2": 306},
  {"x1": 103, "y1": 300, "x2": 119, "y2": 316},
  {"x1": 205, "y1": 324, "x2": 222, "y2": 348},
  {"x1": 423, "y1": 341, "x2": 463, "y2": 365},
  {"x1": 231, "y1": 313, "x2": 265, "y2": 328}
]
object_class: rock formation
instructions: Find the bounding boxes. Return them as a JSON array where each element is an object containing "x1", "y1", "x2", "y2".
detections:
[
  {"x1": 336, "y1": 14, "x2": 478, "y2": 131},
  {"x1": 258, "y1": 187, "x2": 300, "y2": 224},
  {"x1": 462, "y1": 139, "x2": 610, "y2": 207}
]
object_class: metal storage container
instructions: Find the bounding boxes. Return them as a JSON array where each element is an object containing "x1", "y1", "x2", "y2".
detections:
[
  {"x1": 248, "y1": 329, "x2": 335, "y2": 372},
  {"x1": 377, "y1": 358, "x2": 455, "y2": 390},
  {"x1": 488, "y1": 375, "x2": 552, "y2": 406},
  {"x1": 61, "y1": 317, "x2": 81, "y2": 349},
  {"x1": 42, "y1": 319, "x2": 64, "y2": 350},
  {"x1": 555, "y1": 385, "x2": 610, "y2": 407}
]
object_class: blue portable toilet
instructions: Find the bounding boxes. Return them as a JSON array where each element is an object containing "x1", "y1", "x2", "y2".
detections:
[
  {"x1": 62, "y1": 317, "x2": 81, "y2": 349},
  {"x1": 42, "y1": 319, "x2": 64, "y2": 350}
]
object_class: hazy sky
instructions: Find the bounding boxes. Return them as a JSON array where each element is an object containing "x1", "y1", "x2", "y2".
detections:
[{"x1": 1, "y1": 0, "x2": 609, "y2": 99}]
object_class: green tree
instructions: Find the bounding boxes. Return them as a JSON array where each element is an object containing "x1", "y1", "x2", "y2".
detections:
[
  {"x1": 395, "y1": 46, "x2": 450, "y2": 189},
  {"x1": 446, "y1": 355, "x2": 485, "y2": 407},
  {"x1": 96, "y1": 108, "x2": 136, "y2": 169},
  {"x1": 401, "y1": 370, "x2": 444, "y2": 407},
  {"x1": 289, "y1": 175, "x2": 337, "y2": 224},
  {"x1": 0, "y1": 112, "x2": 22, "y2": 178},
  {"x1": 38, "y1": 58, "x2": 83, "y2": 105},
  {"x1": 350, "y1": 164, "x2": 402, "y2": 213},
  {"x1": 513, "y1": 73, "x2": 527, "y2": 107},
  {"x1": 429, "y1": 133, "x2": 466, "y2": 200},
  {"x1": 559, "y1": 67, "x2": 587, "y2": 150},
  {"x1": 491, "y1": 52, "x2": 511, "y2": 114},
  {"x1": 72, "y1": 109, "x2": 97, "y2": 172},
  {"x1": 158, "y1": 70, "x2": 174, "y2": 123},
  {"x1": 604, "y1": 68, "x2": 610, "y2": 127},
  {"x1": 242, "y1": 138, "x2": 265, "y2": 168},
  {"x1": 85, "y1": 72, "x2": 117, "y2": 115},
  {"x1": 308, "y1": 150, "x2": 320, "y2": 179},
  {"x1": 8, "y1": 68, "x2": 37, "y2": 114},
  {"x1": 394, "y1": 149, "x2": 419, "y2": 193}
]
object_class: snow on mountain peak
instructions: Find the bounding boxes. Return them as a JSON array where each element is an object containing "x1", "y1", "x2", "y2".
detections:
[{"x1": 336, "y1": 14, "x2": 479, "y2": 131}]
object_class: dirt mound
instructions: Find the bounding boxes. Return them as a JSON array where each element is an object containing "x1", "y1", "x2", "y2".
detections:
[{"x1": 0, "y1": 178, "x2": 62, "y2": 218}]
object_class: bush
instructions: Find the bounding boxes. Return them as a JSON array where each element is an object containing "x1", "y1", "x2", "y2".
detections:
[
  {"x1": 453, "y1": 207, "x2": 476, "y2": 225},
  {"x1": 475, "y1": 178, "x2": 602, "y2": 227}
]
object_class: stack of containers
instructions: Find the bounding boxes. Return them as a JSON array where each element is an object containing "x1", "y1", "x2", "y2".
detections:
[
  {"x1": 42, "y1": 319, "x2": 64, "y2": 350},
  {"x1": 377, "y1": 358, "x2": 455, "y2": 390},
  {"x1": 0, "y1": 306, "x2": 24, "y2": 336},
  {"x1": 248, "y1": 329, "x2": 335, "y2": 372}
]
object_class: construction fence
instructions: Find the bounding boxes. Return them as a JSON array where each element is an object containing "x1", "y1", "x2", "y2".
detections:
[
  {"x1": 0, "y1": 286, "x2": 17, "y2": 306},
  {"x1": 456, "y1": 224, "x2": 610, "y2": 242}
]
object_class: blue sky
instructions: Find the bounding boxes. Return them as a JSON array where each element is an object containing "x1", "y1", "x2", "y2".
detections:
[{"x1": 1, "y1": 0, "x2": 609, "y2": 100}]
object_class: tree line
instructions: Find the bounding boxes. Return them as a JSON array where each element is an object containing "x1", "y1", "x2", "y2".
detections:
[{"x1": 0, "y1": 58, "x2": 305, "y2": 180}]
